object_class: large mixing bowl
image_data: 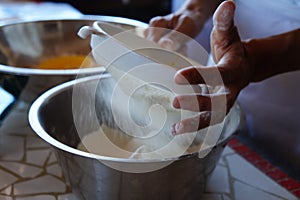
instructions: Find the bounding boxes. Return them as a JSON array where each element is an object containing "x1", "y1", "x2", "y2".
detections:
[
  {"x1": 0, "y1": 16, "x2": 147, "y2": 124},
  {"x1": 29, "y1": 74, "x2": 243, "y2": 200}
]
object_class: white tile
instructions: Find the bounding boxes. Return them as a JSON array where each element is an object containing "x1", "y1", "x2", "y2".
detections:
[
  {"x1": 12, "y1": 101, "x2": 30, "y2": 112},
  {"x1": 16, "y1": 195, "x2": 55, "y2": 200},
  {"x1": 47, "y1": 152, "x2": 57, "y2": 165},
  {"x1": 47, "y1": 164, "x2": 62, "y2": 178},
  {"x1": 0, "y1": 136, "x2": 25, "y2": 161},
  {"x1": 222, "y1": 146, "x2": 235, "y2": 156},
  {"x1": 226, "y1": 154, "x2": 298, "y2": 200},
  {"x1": 14, "y1": 175, "x2": 66, "y2": 195},
  {"x1": 201, "y1": 194, "x2": 223, "y2": 200},
  {"x1": 58, "y1": 193, "x2": 79, "y2": 200},
  {"x1": 1, "y1": 110, "x2": 28, "y2": 130},
  {"x1": 0, "y1": 169, "x2": 18, "y2": 191},
  {"x1": 0, "y1": 162, "x2": 42, "y2": 178},
  {"x1": 205, "y1": 165, "x2": 230, "y2": 194},
  {"x1": 0, "y1": 110, "x2": 29, "y2": 134},
  {"x1": 0, "y1": 87, "x2": 14, "y2": 114},
  {"x1": 0, "y1": 186, "x2": 12, "y2": 196},
  {"x1": 221, "y1": 194, "x2": 231, "y2": 200},
  {"x1": 26, "y1": 149, "x2": 51, "y2": 166},
  {"x1": 217, "y1": 157, "x2": 226, "y2": 166},
  {"x1": 16, "y1": 127, "x2": 36, "y2": 136},
  {"x1": 26, "y1": 136, "x2": 50, "y2": 149},
  {"x1": 233, "y1": 180, "x2": 284, "y2": 200},
  {"x1": 0, "y1": 195, "x2": 12, "y2": 200}
]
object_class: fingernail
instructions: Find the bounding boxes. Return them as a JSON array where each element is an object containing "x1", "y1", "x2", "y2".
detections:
[
  {"x1": 159, "y1": 38, "x2": 181, "y2": 51},
  {"x1": 214, "y1": 13, "x2": 231, "y2": 31},
  {"x1": 176, "y1": 122, "x2": 182, "y2": 131},
  {"x1": 171, "y1": 122, "x2": 183, "y2": 136},
  {"x1": 147, "y1": 35, "x2": 155, "y2": 42},
  {"x1": 143, "y1": 29, "x2": 148, "y2": 38},
  {"x1": 171, "y1": 124, "x2": 177, "y2": 136},
  {"x1": 213, "y1": 1, "x2": 235, "y2": 31},
  {"x1": 173, "y1": 97, "x2": 180, "y2": 108},
  {"x1": 174, "y1": 70, "x2": 188, "y2": 84},
  {"x1": 159, "y1": 38, "x2": 174, "y2": 50}
]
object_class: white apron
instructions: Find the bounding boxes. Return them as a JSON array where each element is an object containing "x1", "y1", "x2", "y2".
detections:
[{"x1": 234, "y1": 0, "x2": 300, "y2": 161}]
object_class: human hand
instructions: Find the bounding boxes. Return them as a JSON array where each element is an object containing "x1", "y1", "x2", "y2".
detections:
[
  {"x1": 143, "y1": 0, "x2": 209, "y2": 51},
  {"x1": 171, "y1": 0, "x2": 253, "y2": 135}
]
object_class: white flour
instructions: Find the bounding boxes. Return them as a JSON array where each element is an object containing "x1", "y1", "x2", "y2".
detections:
[{"x1": 77, "y1": 76, "x2": 203, "y2": 159}]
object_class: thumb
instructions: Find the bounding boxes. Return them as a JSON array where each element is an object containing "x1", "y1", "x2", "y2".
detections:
[
  {"x1": 213, "y1": 0, "x2": 235, "y2": 32},
  {"x1": 211, "y1": 0, "x2": 238, "y2": 63}
]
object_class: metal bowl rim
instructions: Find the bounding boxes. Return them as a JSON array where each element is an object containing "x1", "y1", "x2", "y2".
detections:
[
  {"x1": 28, "y1": 74, "x2": 242, "y2": 163},
  {"x1": 0, "y1": 15, "x2": 148, "y2": 76}
]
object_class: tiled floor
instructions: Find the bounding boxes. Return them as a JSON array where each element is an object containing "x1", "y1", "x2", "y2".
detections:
[{"x1": 0, "y1": 100, "x2": 299, "y2": 200}]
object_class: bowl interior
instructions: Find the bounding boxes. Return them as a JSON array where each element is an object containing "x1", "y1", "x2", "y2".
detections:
[
  {"x1": 0, "y1": 17, "x2": 147, "y2": 75},
  {"x1": 29, "y1": 75, "x2": 242, "y2": 162}
]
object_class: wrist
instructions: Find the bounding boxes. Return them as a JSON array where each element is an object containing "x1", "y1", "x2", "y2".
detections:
[
  {"x1": 243, "y1": 29, "x2": 300, "y2": 82},
  {"x1": 243, "y1": 39, "x2": 258, "y2": 82}
]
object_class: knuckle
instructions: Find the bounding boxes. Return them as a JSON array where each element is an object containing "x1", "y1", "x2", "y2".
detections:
[
  {"x1": 149, "y1": 16, "x2": 167, "y2": 26},
  {"x1": 179, "y1": 14, "x2": 192, "y2": 23},
  {"x1": 179, "y1": 14, "x2": 197, "y2": 27}
]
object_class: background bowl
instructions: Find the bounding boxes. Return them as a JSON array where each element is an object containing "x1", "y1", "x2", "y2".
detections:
[
  {"x1": 29, "y1": 74, "x2": 243, "y2": 200},
  {"x1": 0, "y1": 16, "x2": 147, "y2": 124}
]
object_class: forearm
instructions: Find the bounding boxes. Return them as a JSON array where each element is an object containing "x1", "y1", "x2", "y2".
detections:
[{"x1": 244, "y1": 28, "x2": 300, "y2": 82}]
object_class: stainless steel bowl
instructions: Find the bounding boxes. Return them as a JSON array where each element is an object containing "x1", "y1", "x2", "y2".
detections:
[
  {"x1": 29, "y1": 74, "x2": 243, "y2": 200},
  {"x1": 0, "y1": 16, "x2": 147, "y2": 122}
]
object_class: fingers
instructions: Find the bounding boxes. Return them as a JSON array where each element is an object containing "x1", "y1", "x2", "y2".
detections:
[
  {"x1": 212, "y1": 0, "x2": 235, "y2": 32},
  {"x1": 171, "y1": 111, "x2": 226, "y2": 135},
  {"x1": 211, "y1": 0, "x2": 240, "y2": 63},
  {"x1": 144, "y1": 16, "x2": 170, "y2": 43},
  {"x1": 174, "y1": 66, "x2": 223, "y2": 85},
  {"x1": 173, "y1": 93, "x2": 228, "y2": 112},
  {"x1": 169, "y1": 1, "x2": 249, "y2": 135},
  {"x1": 144, "y1": 14, "x2": 198, "y2": 51},
  {"x1": 174, "y1": 65, "x2": 238, "y2": 86},
  {"x1": 173, "y1": 0, "x2": 250, "y2": 89},
  {"x1": 173, "y1": 85, "x2": 238, "y2": 112},
  {"x1": 171, "y1": 84, "x2": 239, "y2": 135},
  {"x1": 158, "y1": 15, "x2": 197, "y2": 50}
]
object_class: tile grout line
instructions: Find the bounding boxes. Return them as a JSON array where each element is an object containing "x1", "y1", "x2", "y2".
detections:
[
  {"x1": 222, "y1": 156, "x2": 235, "y2": 200},
  {"x1": 227, "y1": 138, "x2": 300, "y2": 198}
]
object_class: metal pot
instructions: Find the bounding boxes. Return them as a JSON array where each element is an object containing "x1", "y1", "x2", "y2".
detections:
[{"x1": 29, "y1": 74, "x2": 243, "y2": 200}]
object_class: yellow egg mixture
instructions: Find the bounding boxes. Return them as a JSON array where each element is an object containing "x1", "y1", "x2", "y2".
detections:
[{"x1": 36, "y1": 55, "x2": 96, "y2": 70}]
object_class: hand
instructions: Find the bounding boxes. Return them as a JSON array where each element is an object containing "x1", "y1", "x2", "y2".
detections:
[
  {"x1": 172, "y1": 0, "x2": 253, "y2": 135},
  {"x1": 144, "y1": 0, "x2": 210, "y2": 51}
]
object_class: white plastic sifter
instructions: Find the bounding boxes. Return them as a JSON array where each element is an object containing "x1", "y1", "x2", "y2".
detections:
[{"x1": 77, "y1": 22, "x2": 213, "y2": 151}]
